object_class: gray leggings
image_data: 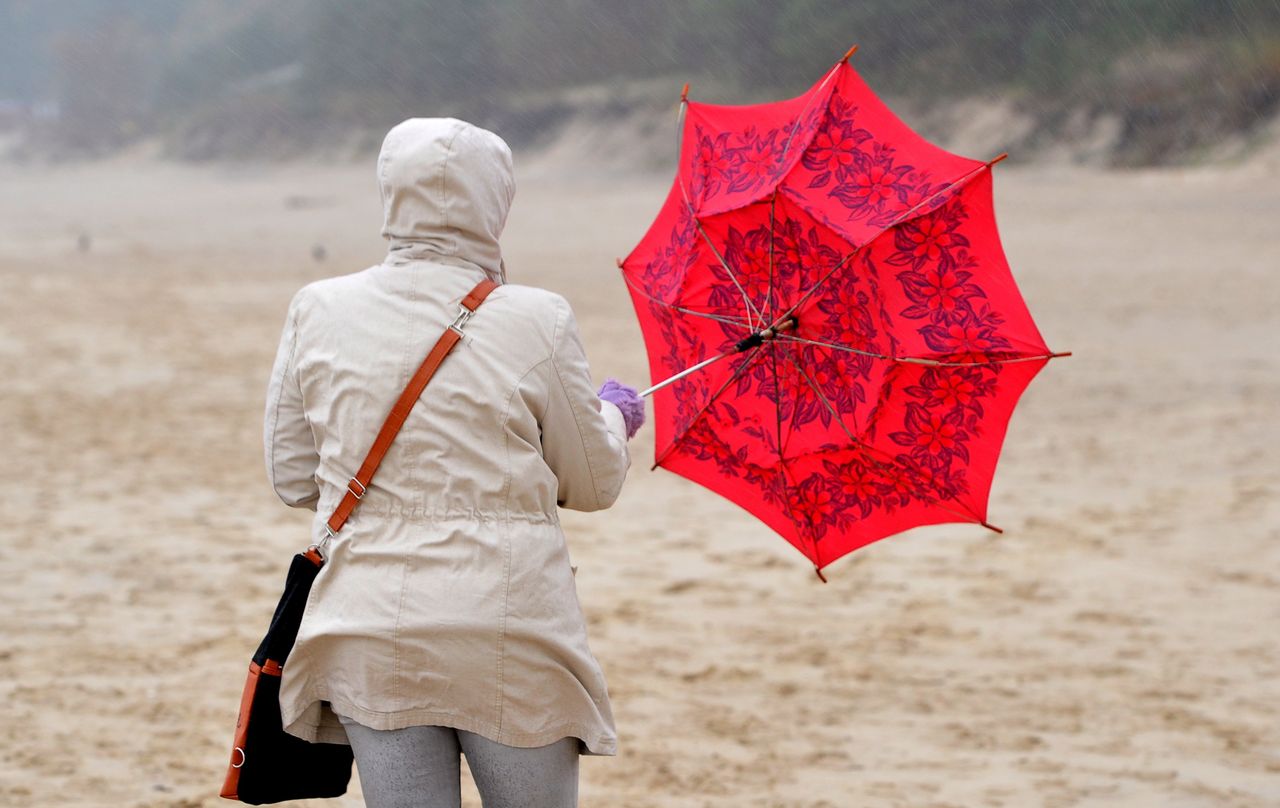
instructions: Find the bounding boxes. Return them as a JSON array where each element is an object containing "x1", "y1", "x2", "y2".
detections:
[{"x1": 336, "y1": 713, "x2": 579, "y2": 808}]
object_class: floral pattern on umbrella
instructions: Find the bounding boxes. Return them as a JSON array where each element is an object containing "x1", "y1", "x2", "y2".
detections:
[{"x1": 620, "y1": 58, "x2": 1063, "y2": 575}]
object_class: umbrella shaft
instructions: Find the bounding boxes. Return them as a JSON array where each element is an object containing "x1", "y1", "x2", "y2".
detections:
[
  {"x1": 640, "y1": 318, "x2": 794, "y2": 398},
  {"x1": 639, "y1": 351, "x2": 734, "y2": 398}
]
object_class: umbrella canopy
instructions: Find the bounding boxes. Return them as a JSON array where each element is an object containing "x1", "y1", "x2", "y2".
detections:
[{"x1": 619, "y1": 49, "x2": 1067, "y2": 579}]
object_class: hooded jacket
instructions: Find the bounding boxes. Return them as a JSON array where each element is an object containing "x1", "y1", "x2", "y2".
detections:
[{"x1": 268, "y1": 118, "x2": 629, "y2": 755}]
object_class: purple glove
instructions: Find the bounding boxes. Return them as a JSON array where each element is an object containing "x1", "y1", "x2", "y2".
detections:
[{"x1": 597, "y1": 378, "x2": 645, "y2": 439}]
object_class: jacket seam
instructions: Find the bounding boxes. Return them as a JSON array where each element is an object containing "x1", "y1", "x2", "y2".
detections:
[
  {"x1": 494, "y1": 517, "x2": 513, "y2": 734},
  {"x1": 494, "y1": 356, "x2": 550, "y2": 732},
  {"x1": 440, "y1": 124, "x2": 464, "y2": 256},
  {"x1": 395, "y1": 267, "x2": 422, "y2": 506},
  {"x1": 549, "y1": 301, "x2": 603, "y2": 510},
  {"x1": 547, "y1": 302, "x2": 564, "y2": 421},
  {"x1": 266, "y1": 292, "x2": 303, "y2": 500},
  {"x1": 501, "y1": 356, "x2": 553, "y2": 516},
  {"x1": 391, "y1": 561, "x2": 410, "y2": 706},
  {"x1": 340, "y1": 507, "x2": 556, "y2": 523}
]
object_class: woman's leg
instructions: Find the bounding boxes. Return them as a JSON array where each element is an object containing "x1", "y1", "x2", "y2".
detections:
[
  {"x1": 336, "y1": 713, "x2": 462, "y2": 808},
  {"x1": 456, "y1": 729, "x2": 579, "y2": 808}
]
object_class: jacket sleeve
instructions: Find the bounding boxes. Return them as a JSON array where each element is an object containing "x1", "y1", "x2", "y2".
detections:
[
  {"x1": 264, "y1": 288, "x2": 321, "y2": 510},
  {"x1": 541, "y1": 295, "x2": 631, "y2": 512}
]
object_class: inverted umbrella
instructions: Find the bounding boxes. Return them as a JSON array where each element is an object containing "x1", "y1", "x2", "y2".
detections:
[{"x1": 619, "y1": 47, "x2": 1067, "y2": 580}]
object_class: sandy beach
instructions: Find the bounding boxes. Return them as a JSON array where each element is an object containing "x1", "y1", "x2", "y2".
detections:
[{"x1": 0, "y1": 153, "x2": 1277, "y2": 806}]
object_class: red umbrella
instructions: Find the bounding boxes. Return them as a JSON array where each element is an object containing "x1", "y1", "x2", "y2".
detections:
[{"x1": 619, "y1": 47, "x2": 1068, "y2": 580}]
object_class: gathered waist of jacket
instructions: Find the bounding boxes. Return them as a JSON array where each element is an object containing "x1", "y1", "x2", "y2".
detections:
[{"x1": 329, "y1": 502, "x2": 560, "y2": 526}]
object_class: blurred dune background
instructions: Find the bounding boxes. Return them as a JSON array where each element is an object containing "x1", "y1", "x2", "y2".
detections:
[
  {"x1": 1, "y1": 1, "x2": 1278, "y2": 806},
  {"x1": 3, "y1": 0, "x2": 1279, "y2": 165}
]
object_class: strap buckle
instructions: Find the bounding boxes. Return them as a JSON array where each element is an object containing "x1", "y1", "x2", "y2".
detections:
[
  {"x1": 308, "y1": 523, "x2": 338, "y2": 560},
  {"x1": 347, "y1": 477, "x2": 366, "y2": 499},
  {"x1": 448, "y1": 305, "x2": 473, "y2": 335}
]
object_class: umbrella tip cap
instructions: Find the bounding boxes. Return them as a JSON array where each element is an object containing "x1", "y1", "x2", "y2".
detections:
[
  {"x1": 841, "y1": 44, "x2": 859, "y2": 62},
  {"x1": 980, "y1": 520, "x2": 1004, "y2": 534},
  {"x1": 989, "y1": 152, "x2": 1009, "y2": 166},
  {"x1": 616, "y1": 256, "x2": 625, "y2": 269},
  {"x1": 814, "y1": 566, "x2": 828, "y2": 583},
  {"x1": 680, "y1": 82, "x2": 690, "y2": 102}
]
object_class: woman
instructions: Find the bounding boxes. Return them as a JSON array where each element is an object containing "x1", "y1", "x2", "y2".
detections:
[{"x1": 263, "y1": 117, "x2": 646, "y2": 807}]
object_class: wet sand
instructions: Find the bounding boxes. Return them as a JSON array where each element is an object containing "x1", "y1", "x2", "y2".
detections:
[{"x1": 0, "y1": 155, "x2": 1277, "y2": 806}]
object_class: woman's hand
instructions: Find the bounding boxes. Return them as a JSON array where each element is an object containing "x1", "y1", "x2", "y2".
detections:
[{"x1": 597, "y1": 378, "x2": 646, "y2": 439}]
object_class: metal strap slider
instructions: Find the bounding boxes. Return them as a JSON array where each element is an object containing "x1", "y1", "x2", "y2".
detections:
[{"x1": 449, "y1": 305, "x2": 474, "y2": 335}]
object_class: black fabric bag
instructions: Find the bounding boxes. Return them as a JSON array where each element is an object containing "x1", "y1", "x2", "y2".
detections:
[{"x1": 220, "y1": 549, "x2": 354, "y2": 804}]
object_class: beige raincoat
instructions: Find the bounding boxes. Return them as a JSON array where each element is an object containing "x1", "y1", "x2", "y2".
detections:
[{"x1": 267, "y1": 118, "x2": 630, "y2": 756}]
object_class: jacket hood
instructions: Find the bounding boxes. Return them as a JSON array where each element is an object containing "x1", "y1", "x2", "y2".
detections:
[{"x1": 378, "y1": 118, "x2": 515, "y2": 282}]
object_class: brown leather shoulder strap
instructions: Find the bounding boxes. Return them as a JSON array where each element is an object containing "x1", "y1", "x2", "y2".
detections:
[{"x1": 324, "y1": 279, "x2": 499, "y2": 537}]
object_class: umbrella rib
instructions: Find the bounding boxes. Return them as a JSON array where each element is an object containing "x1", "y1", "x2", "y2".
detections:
[
  {"x1": 776, "y1": 333, "x2": 1064, "y2": 367},
  {"x1": 777, "y1": 60, "x2": 843, "y2": 160},
  {"x1": 769, "y1": 346, "x2": 823, "y2": 567},
  {"x1": 673, "y1": 97, "x2": 762, "y2": 331},
  {"x1": 791, "y1": 332, "x2": 863, "y2": 436},
  {"x1": 672, "y1": 61, "x2": 841, "y2": 335},
  {"x1": 766, "y1": 59, "x2": 843, "y2": 227},
  {"x1": 771, "y1": 338, "x2": 786, "y2": 460},
  {"x1": 778, "y1": 333, "x2": 891, "y2": 363},
  {"x1": 652, "y1": 346, "x2": 763, "y2": 469},
  {"x1": 766, "y1": 191, "x2": 778, "y2": 325},
  {"x1": 783, "y1": 349, "x2": 863, "y2": 450},
  {"x1": 781, "y1": 350, "x2": 985, "y2": 526},
  {"x1": 690, "y1": 215, "x2": 765, "y2": 330},
  {"x1": 619, "y1": 274, "x2": 754, "y2": 331},
  {"x1": 758, "y1": 59, "x2": 837, "y2": 327},
  {"x1": 772, "y1": 159, "x2": 998, "y2": 330},
  {"x1": 770, "y1": 247, "x2": 861, "y2": 326},
  {"x1": 672, "y1": 147, "x2": 764, "y2": 330}
]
